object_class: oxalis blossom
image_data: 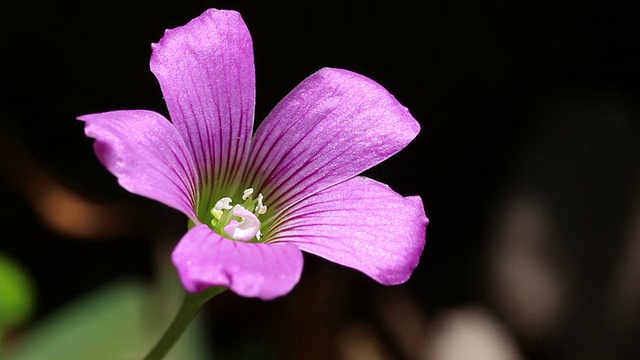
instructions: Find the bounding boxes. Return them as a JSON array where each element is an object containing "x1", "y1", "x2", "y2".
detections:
[{"x1": 79, "y1": 9, "x2": 427, "y2": 300}]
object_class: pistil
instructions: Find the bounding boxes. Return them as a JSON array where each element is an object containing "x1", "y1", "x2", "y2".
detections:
[{"x1": 208, "y1": 188, "x2": 268, "y2": 242}]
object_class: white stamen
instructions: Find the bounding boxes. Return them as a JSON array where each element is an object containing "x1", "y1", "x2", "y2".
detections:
[
  {"x1": 223, "y1": 205, "x2": 261, "y2": 242},
  {"x1": 214, "y1": 197, "x2": 233, "y2": 210},
  {"x1": 255, "y1": 193, "x2": 267, "y2": 214},
  {"x1": 211, "y1": 197, "x2": 233, "y2": 220},
  {"x1": 242, "y1": 188, "x2": 254, "y2": 201}
]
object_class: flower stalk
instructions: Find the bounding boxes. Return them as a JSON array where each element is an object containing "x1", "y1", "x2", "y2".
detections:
[{"x1": 143, "y1": 287, "x2": 225, "y2": 360}]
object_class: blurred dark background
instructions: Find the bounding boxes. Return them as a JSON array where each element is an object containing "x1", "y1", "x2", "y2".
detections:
[{"x1": 1, "y1": 0, "x2": 639, "y2": 359}]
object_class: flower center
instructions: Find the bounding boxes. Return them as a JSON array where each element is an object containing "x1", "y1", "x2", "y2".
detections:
[{"x1": 209, "y1": 188, "x2": 268, "y2": 242}]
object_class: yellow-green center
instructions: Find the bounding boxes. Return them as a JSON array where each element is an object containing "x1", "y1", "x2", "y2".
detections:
[{"x1": 208, "y1": 188, "x2": 268, "y2": 242}]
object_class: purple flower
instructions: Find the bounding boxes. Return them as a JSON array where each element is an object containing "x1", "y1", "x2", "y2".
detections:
[{"x1": 79, "y1": 9, "x2": 427, "y2": 300}]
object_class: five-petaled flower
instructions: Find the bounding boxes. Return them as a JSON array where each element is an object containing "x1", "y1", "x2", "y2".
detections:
[{"x1": 79, "y1": 9, "x2": 427, "y2": 300}]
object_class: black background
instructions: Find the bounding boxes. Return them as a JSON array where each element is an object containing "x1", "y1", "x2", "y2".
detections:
[{"x1": 1, "y1": 1, "x2": 639, "y2": 359}]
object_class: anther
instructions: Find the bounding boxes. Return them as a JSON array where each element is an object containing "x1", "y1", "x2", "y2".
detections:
[
  {"x1": 242, "y1": 188, "x2": 254, "y2": 201},
  {"x1": 211, "y1": 197, "x2": 232, "y2": 220},
  {"x1": 255, "y1": 193, "x2": 267, "y2": 214}
]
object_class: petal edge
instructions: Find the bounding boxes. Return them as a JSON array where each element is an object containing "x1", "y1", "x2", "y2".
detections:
[
  {"x1": 79, "y1": 110, "x2": 198, "y2": 219},
  {"x1": 150, "y1": 9, "x2": 256, "y2": 193},
  {"x1": 172, "y1": 224, "x2": 304, "y2": 300},
  {"x1": 247, "y1": 67, "x2": 420, "y2": 214},
  {"x1": 271, "y1": 176, "x2": 427, "y2": 285}
]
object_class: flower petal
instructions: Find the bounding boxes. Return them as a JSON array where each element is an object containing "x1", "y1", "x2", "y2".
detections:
[
  {"x1": 270, "y1": 176, "x2": 427, "y2": 285},
  {"x1": 172, "y1": 224, "x2": 304, "y2": 300},
  {"x1": 79, "y1": 110, "x2": 198, "y2": 219},
  {"x1": 246, "y1": 67, "x2": 419, "y2": 212},
  {"x1": 150, "y1": 9, "x2": 255, "y2": 191}
]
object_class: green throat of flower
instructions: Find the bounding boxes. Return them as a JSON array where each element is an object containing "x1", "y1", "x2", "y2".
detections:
[{"x1": 208, "y1": 188, "x2": 268, "y2": 242}]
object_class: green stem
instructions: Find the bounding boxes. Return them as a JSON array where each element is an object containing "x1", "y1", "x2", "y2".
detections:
[
  {"x1": 0, "y1": 328, "x2": 5, "y2": 357},
  {"x1": 143, "y1": 287, "x2": 226, "y2": 360}
]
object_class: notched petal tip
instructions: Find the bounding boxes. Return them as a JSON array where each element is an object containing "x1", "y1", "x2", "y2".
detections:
[
  {"x1": 148, "y1": 7, "x2": 256, "y2": 188},
  {"x1": 273, "y1": 176, "x2": 427, "y2": 286},
  {"x1": 150, "y1": 8, "x2": 246, "y2": 65},
  {"x1": 79, "y1": 110, "x2": 199, "y2": 219},
  {"x1": 313, "y1": 66, "x2": 420, "y2": 137},
  {"x1": 249, "y1": 65, "x2": 421, "y2": 211},
  {"x1": 378, "y1": 194, "x2": 427, "y2": 285}
]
